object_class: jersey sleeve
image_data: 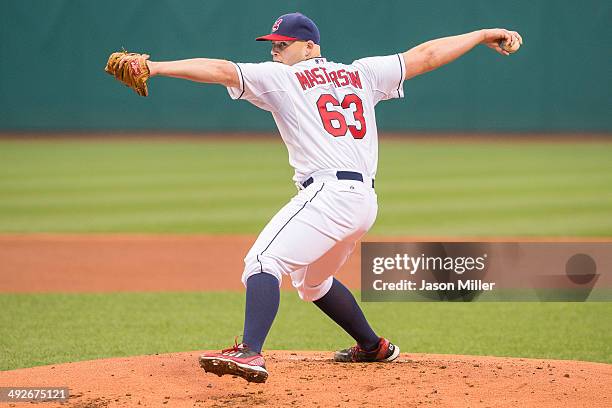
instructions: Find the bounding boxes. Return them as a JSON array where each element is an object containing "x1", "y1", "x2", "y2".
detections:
[
  {"x1": 352, "y1": 54, "x2": 406, "y2": 104},
  {"x1": 226, "y1": 62, "x2": 290, "y2": 112}
]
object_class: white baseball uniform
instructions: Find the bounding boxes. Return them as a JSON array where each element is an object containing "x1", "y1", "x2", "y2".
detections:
[{"x1": 227, "y1": 54, "x2": 405, "y2": 301}]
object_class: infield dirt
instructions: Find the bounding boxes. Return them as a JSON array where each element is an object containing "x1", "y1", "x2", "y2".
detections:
[{"x1": 1, "y1": 234, "x2": 608, "y2": 293}]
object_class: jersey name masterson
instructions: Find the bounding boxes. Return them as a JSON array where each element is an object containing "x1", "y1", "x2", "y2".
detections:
[{"x1": 295, "y1": 68, "x2": 362, "y2": 90}]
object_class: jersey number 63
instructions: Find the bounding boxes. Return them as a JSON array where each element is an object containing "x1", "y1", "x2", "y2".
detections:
[{"x1": 316, "y1": 93, "x2": 366, "y2": 139}]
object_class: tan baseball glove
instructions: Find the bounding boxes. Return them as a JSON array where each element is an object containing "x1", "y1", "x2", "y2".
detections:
[{"x1": 104, "y1": 51, "x2": 151, "y2": 97}]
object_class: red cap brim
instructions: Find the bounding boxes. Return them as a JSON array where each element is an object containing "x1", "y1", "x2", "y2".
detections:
[{"x1": 255, "y1": 33, "x2": 299, "y2": 42}]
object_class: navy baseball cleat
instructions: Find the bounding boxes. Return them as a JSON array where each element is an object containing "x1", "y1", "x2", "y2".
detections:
[
  {"x1": 334, "y1": 337, "x2": 400, "y2": 363},
  {"x1": 199, "y1": 341, "x2": 268, "y2": 383}
]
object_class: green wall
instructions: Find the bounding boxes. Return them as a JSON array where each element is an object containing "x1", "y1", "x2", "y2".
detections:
[{"x1": 1, "y1": 1, "x2": 610, "y2": 132}]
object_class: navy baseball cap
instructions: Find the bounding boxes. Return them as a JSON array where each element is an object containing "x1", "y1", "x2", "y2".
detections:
[{"x1": 256, "y1": 13, "x2": 320, "y2": 45}]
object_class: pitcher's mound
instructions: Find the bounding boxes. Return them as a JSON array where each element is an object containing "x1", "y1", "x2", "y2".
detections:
[{"x1": 0, "y1": 351, "x2": 610, "y2": 407}]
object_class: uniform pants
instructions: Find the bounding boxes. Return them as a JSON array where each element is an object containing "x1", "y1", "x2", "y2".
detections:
[{"x1": 242, "y1": 176, "x2": 377, "y2": 301}]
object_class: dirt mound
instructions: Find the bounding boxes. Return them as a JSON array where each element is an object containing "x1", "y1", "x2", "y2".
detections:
[{"x1": 1, "y1": 351, "x2": 610, "y2": 407}]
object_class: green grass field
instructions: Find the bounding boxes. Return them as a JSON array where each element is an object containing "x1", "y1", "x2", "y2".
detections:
[
  {"x1": 1, "y1": 292, "x2": 610, "y2": 370},
  {"x1": 0, "y1": 139, "x2": 611, "y2": 370},
  {"x1": 1, "y1": 139, "x2": 611, "y2": 235}
]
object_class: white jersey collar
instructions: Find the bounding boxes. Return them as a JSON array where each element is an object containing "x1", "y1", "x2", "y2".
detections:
[{"x1": 294, "y1": 57, "x2": 327, "y2": 67}]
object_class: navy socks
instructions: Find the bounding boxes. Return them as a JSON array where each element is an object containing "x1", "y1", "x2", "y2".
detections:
[
  {"x1": 242, "y1": 273, "x2": 280, "y2": 354},
  {"x1": 242, "y1": 275, "x2": 378, "y2": 354},
  {"x1": 313, "y1": 278, "x2": 380, "y2": 351}
]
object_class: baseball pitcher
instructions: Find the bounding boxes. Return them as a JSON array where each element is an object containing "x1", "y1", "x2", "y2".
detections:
[{"x1": 105, "y1": 12, "x2": 522, "y2": 383}]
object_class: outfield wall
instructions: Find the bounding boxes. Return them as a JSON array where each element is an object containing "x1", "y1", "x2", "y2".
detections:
[{"x1": 1, "y1": 1, "x2": 610, "y2": 132}]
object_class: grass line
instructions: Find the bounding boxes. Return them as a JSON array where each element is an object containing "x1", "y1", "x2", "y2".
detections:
[{"x1": 0, "y1": 292, "x2": 610, "y2": 370}]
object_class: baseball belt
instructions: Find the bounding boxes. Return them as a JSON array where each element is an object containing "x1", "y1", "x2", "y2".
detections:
[{"x1": 301, "y1": 171, "x2": 375, "y2": 189}]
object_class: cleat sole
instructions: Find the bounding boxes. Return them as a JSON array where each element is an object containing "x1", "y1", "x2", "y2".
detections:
[{"x1": 199, "y1": 356, "x2": 268, "y2": 384}]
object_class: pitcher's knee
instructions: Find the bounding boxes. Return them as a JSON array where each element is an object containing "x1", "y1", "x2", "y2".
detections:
[
  {"x1": 294, "y1": 276, "x2": 334, "y2": 302},
  {"x1": 242, "y1": 254, "x2": 283, "y2": 288}
]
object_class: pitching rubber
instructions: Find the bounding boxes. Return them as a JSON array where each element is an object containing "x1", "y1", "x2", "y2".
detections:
[{"x1": 199, "y1": 356, "x2": 269, "y2": 383}]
